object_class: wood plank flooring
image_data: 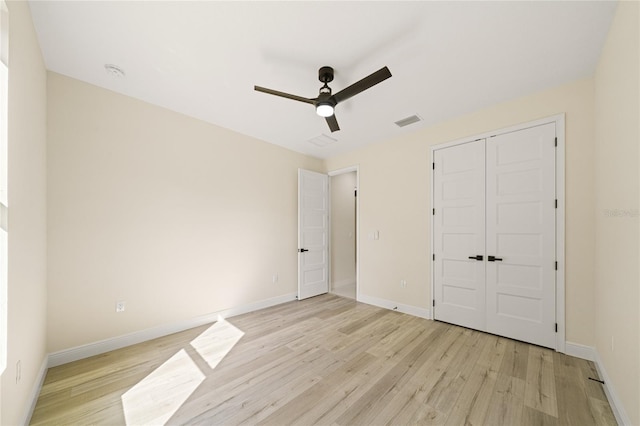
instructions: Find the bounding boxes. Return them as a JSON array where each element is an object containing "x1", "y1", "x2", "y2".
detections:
[{"x1": 30, "y1": 294, "x2": 617, "y2": 425}]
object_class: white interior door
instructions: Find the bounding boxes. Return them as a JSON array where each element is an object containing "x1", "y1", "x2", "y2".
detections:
[
  {"x1": 433, "y1": 141, "x2": 486, "y2": 329},
  {"x1": 298, "y1": 169, "x2": 329, "y2": 300},
  {"x1": 485, "y1": 123, "x2": 556, "y2": 348}
]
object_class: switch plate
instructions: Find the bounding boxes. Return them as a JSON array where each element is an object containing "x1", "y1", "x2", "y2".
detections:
[{"x1": 116, "y1": 301, "x2": 126, "y2": 313}]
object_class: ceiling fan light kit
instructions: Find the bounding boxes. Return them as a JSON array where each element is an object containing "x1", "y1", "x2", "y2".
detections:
[
  {"x1": 255, "y1": 65, "x2": 392, "y2": 133},
  {"x1": 316, "y1": 103, "x2": 334, "y2": 117}
]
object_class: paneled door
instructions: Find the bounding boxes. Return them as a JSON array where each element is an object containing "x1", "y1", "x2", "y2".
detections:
[
  {"x1": 298, "y1": 169, "x2": 329, "y2": 300},
  {"x1": 485, "y1": 123, "x2": 556, "y2": 348},
  {"x1": 433, "y1": 141, "x2": 486, "y2": 330},
  {"x1": 433, "y1": 123, "x2": 557, "y2": 349}
]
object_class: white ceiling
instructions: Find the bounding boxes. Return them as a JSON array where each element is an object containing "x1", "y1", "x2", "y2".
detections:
[{"x1": 28, "y1": 1, "x2": 617, "y2": 159}]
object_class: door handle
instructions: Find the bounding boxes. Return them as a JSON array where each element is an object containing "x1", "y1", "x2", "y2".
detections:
[
  {"x1": 468, "y1": 255, "x2": 483, "y2": 261},
  {"x1": 488, "y1": 255, "x2": 503, "y2": 262},
  {"x1": 298, "y1": 248, "x2": 309, "y2": 253}
]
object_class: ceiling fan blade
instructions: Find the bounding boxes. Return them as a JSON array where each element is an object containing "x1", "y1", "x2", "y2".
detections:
[
  {"x1": 333, "y1": 66, "x2": 392, "y2": 105},
  {"x1": 254, "y1": 86, "x2": 315, "y2": 105},
  {"x1": 325, "y1": 114, "x2": 340, "y2": 133}
]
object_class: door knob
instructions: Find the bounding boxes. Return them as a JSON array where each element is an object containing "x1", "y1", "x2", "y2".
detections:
[
  {"x1": 298, "y1": 248, "x2": 309, "y2": 253},
  {"x1": 468, "y1": 255, "x2": 483, "y2": 261},
  {"x1": 488, "y1": 255, "x2": 503, "y2": 262}
]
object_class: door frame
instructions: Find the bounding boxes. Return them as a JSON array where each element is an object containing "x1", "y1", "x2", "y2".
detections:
[
  {"x1": 328, "y1": 165, "x2": 360, "y2": 301},
  {"x1": 430, "y1": 114, "x2": 566, "y2": 352}
]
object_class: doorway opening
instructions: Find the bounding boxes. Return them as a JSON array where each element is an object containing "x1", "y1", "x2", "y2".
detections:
[{"x1": 329, "y1": 167, "x2": 358, "y2": 300}]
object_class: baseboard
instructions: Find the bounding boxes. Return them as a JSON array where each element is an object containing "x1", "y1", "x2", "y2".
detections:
[
  {"x1": 565, "y1": 341, "x2": 630, "y2": 425},
  {"x1": 48, "y1": 292, "x2": 297, "y2": 368},
  {"x1": 357, "y1": 293, "x2": 430, "y2": 319},
  {"x1": 21, "y1": 355, "x2": 49, "y2": 426},
  {"x1": 331, "y1": 278, "x2": 356, "y2": 289},
  {"x1": 592, "y1": 349, "x2": 632, "y2": 426},
  {"x1": 565, "y1": 341, "x2": 596, "y2": 361}
]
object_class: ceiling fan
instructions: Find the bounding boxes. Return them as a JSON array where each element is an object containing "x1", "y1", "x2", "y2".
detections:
[{"x1": 254, "y1": 66, "x2": 392, "y2": 133}]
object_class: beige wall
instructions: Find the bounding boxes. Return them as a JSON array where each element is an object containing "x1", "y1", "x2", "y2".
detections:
[
  {"x1": 325, "y1": 77, "x2": 596, "y2": 346},
  {"x1": 46, "y1": 73, "x2": 323, "y2": 352},
  {"x1": 594, "y1": 1, "x2": 639, "y2": 424},
  {"x1": 330, "y1": 172, "x2": 356, "y2": 289},
  {"x1": 1, "y1": 1, "x2": 48, "y2": 424}
]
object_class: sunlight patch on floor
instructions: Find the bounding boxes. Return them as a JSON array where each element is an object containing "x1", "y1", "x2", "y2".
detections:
[
  {"x1": 190, "y1": 318, "x2": 245, "y2": 370},
  {"x1": 121, "y1": 349, "x2": 205, "y2": 425},
  {"x1": 120, "y1": 320, "x2": 244, "y2": 425}
]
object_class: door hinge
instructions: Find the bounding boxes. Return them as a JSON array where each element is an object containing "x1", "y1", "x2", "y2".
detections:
[
  {"x1": 554, "y1": 137, "x2": 557, "y2": 147},
  {"x1": 555, "y1": 261, "x2": 558, "y2": 270},
  {"x1": 432, "y1": 208, "x2": 435, "y2": 215},
  {"x1": 354, "y1": 189, "x2": 357, "y2": 197},
  {"x1": 432, "y1": 254, "x2": 435, "y2": 261},
  {"x1": 432, "y1": 300, "x2": 435, "y2": 307},
  {"x1": 432, "y1": 162, "x2": 435, "y2": 170},
  {"x1": 555, "y1": 199, "x2": 558, "y2": 208},
  {"x1": 555, "y1": 323, "x2": 558, "y2": 333}
]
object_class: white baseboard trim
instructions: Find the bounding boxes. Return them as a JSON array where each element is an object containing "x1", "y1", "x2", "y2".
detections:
[
  {"x1": 48, "y1": 292, "x2": 297, "y2": 368},
  {"x1": 331, "y1": 278, "x2": 356, "y2": 289},
  {"x1": 21, "y1": 355, "x2": 49, "y2": 426},
  {"x1": 357, "y1": 293, "x2": 430, "y2": 319},
  {"x1": 593, "y1": 350, "x2": 631, "y2": 426},
  {"x1": 565, "y1": 341, "x2": 596, "y2": 361},
  {"x1": 565, "y1": 341, "x2": 630, "y2": 425}
]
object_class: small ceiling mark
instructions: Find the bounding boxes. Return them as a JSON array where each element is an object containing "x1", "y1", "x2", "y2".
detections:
[
  {"x1": 395, "y1": 114, "x2": 422, "y2": 128},
  {"x1": 104, "y1": 64, "x2": 125, "y2": 78}
]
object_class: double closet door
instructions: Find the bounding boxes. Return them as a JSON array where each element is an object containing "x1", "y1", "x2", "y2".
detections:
[{"x1": 433, "y1": 123, "x2": 557, "y2": 349}]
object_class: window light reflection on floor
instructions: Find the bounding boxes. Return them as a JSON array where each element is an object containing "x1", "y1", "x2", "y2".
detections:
[
  {"x1": 190, "y1": 317, "x2": 245, "y2": 370},
  {"x1": 121, "y1": 349, "x2": 205, "y2": 425},
  {"x1": 121, "y1": 318, "x2": 244, "y2": 425}
]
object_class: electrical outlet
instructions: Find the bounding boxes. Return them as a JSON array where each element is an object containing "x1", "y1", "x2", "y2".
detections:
[
  {"x1": 272, "y1": 273, "x2": 279, "y2": 284},
  {"x1": 16, "y1": 360, "x2": 21, "y2": 384},
  {"x1": 400, "y1": 279, "x2": 407, "y2": 288},
  {"x1": 116, "y1": 301, "x2": 126, "y2": 313}
]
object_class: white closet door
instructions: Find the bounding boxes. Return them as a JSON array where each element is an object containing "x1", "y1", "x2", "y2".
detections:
[
  {"x1": 433, "y1": 141, "x2": 486, "y2": 330},
  {"x1": 485, "y1": 123, "x2": 556, "y2": 348}
]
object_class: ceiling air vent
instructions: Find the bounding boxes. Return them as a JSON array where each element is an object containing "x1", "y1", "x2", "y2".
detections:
[
  {"x1": 395, "y1": 114, "x2": 422, "y2": 128},
  {"x1": 308, "y1": 134, "x2": 337, "y2": 147}
]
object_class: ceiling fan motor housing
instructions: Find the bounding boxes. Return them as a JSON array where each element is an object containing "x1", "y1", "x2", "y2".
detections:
[{"x1": 318, "y1": 66, "x2": 334, "y2": 83}]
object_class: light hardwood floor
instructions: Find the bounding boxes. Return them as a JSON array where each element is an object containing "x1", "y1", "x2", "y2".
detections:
[{"x1": 31, "y1": 294, "x2": 617, "y2": 425}]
